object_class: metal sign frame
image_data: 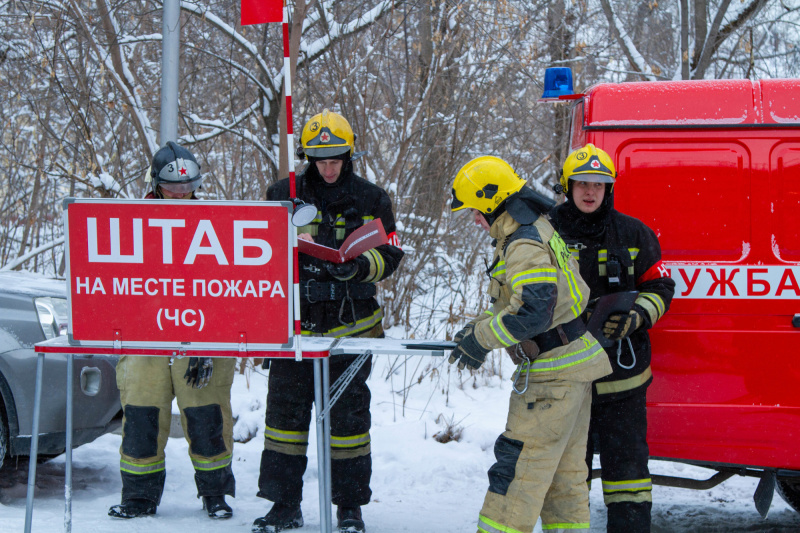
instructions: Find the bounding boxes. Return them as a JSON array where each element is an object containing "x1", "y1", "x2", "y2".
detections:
[{"x1": 63, "y1": 198, "x2": 297, "y2": 352}]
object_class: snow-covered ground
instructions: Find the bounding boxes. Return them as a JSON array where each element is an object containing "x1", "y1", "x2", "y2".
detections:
[{"x1": 2, "y1": 355, "x2": 800, "y2": 532}]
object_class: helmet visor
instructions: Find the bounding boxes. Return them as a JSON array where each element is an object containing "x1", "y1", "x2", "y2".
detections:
[
  {"x1": 158, "y1": 176, "x2": 202, "y2": 195},
  {"x1": 569, "y1": 173, "x2": 615, "y2": 184}
]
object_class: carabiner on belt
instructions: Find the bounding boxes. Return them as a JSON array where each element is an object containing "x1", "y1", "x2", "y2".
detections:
[
  {"x1": 616, "y1": 337, "x2": 636, "y2": 369},
  {"x1": 338, "y1": 282, "x2": 357, "y2": 328},
  {"x1": 512, "y1": 350, "x2": 531, "y2": 395}
]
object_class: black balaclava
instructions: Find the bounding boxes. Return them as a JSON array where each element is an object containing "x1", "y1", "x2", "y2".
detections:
[
  {"x1": 305, "y1": 152, "x2": 353, "y2": 188},
  {"x1": 554, "y1": 180, "x2": 614, "y2": 239}
]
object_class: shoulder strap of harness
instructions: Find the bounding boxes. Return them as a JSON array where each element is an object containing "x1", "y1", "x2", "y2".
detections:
[{"x1": 504, "y1": 224, "x2": 543, "y2": 251}]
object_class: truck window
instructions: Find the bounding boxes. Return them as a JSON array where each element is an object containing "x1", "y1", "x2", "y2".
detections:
[
  {"x1": 569, "y1": 102, "x2": 585, "y2": 152},
  {"x1": 614, "y1": 142, "x2": 751, "y2": 263},
  {"x1": 771, "y1": 142, "x2": 800, "y2": 262}
]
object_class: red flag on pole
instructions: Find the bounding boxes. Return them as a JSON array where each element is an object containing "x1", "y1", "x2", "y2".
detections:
[{"x1": 241, "y1": 0, "x2": 282, "y2": 25}]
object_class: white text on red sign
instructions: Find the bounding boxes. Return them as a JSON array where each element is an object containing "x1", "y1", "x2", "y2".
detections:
[
  {"x1": 667, "y1": 265, "x2": 800, "y2": 299},
  {"x1": 87, "y1": 218, "x2": 272, "y2": 265}
]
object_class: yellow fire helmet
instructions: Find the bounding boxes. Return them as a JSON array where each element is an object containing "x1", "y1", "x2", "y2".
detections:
[
  {"x1": 451, "y1": 156, "x2": 527, "y2": 214},
  {"x1": 300, "y1": 109, "x2": 355, "y2": 159},
  {"x1": 560, "y1": 143, "x2": 616, "y2": 192}
]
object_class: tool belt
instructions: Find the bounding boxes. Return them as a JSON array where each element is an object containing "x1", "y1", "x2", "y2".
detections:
[
  {"x1": 300, "y1": 280, "x2": 376, "y2": 303},
  {"x1": 505, "y1": 317, "x2": 587, "y2": 364}
]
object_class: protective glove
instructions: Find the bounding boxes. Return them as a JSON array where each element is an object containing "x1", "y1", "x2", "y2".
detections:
[
  {"x1": 261, "y1": 358, "x2": 271, "y2": 370},
  {"x1": 602, "y1": 308, "x2": 644, "y2": 340},
  {"x1": 184, "y1": 357, "x2": 214, "y2": 388},
  {"x1": 452, "y1": 323, "x2": 474, "y2": 343},
  {"x1": 448, "y1": 330, "x2": 490, "y2": 370},
  {"x1": 325, "y1": 260, "x2": 359, "y2": 281}
]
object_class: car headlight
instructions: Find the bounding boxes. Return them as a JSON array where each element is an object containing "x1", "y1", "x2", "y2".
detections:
[{"x1": 35, "y1": 297, "x2": 69, "y2": 340}]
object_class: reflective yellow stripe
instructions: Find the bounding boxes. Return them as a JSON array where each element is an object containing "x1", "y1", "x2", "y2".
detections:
[
  {"x1": 478, "y1": 514, "x2": 525, "y2": 533},
  {"x1": 565, "y1": 267, "x2": 583, "y2": 317},
  {"x1": 542, "y1": 524, "x2": 590, "y2": 532},
  {"x1": 120, "y1": 459, "x2": 165, "y2": 475},
  {"x1": 489, "y1": 314, "x2": 518, "y2": 347},
  {"x1": 595, "y1": 366, "x2": 652, "y2": 395},
  {"x1": 639, "y1": 292, "x2": 665, "y2": 319},
  {"x1": 264, "y1": 426, "x2": 309, "y2": 444},
  {"x1": 518, "y1": 336, "x2": 602, "y2": 373},
  {"x1": 365, "y1": 248, "x2": 385, "y2": 282},
  {"x1": 331, "y1": 432, "x2": 370, "y2": 448},
  {"x1": 510, "y1": 268, "x2": 558, "y2": 290},
  {"x1": 192, "y1": 454, "x2": 232, "y2": 471},
  {"x1": 602, "y1": 478, "x2": 652, "y2": 493},
  {"x1": 326, "y1": 309, "x2": 384, "y2": 338},
  {"x1": 492, "y1": 260, "x2": 506, "y2": 277},
  {"x1": 362, "y1": 216, "x2": 374, "y2": 223},
  {"x1": 598, "y1": 250, "x2": 608, "y2": 262},
  {"x1": 628, "y1": 247, "x2": 639, "y2": 260}
]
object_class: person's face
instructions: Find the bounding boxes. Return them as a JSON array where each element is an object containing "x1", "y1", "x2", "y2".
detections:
[
  {"x1": 571, "y1": 180, "x2": 606, "y2": 214},
  {"x1": 473, "y1": 209, "x2": 490, "y2": 232},
  {"x1": 159, "y1": 186, "x2": 193, "y2": 200},
  {"x1": 316, "y1": 159, "x2": 344, "y2": 184}
]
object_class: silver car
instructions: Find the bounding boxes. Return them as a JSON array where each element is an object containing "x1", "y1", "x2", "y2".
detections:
[{"x1": 0, "y1": 271, "x2": 121, "y2": 471}]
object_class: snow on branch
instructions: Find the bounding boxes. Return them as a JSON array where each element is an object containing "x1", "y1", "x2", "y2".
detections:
[
  {"x1": 301, "y1": 1, "x2": 401, "y2": 63},
  {"x1": 1, "y1": 237, "x2": 65, "y2": 272},
  {"x1": 178, "y1": 0, "x2": 276, "y2": 100},
  {"x1": 599, "y1": 0, "x2": 658, "y2": 82}
]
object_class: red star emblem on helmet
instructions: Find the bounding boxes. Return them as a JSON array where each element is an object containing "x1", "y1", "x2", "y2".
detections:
[
  {"x1": 179, "y1": 166, "x2": 188, "y2": 175},
  {"x1": 591, "y1": 160, "x2": 601, "y2": 169},
  {"x1": 320, "y1": 132, "x2": 331, "y2": 143}
]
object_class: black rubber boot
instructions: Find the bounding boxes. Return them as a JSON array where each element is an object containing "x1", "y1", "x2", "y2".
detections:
[
  {"x1": 203, "y1": 495, "x2": 233, "y2": 519},
  {"x1": 251, "y1": 502, "x2": 304, "y2": 532},
  {"x1": 108, "y1": 498, "x2": 157, "y2": 519},
  {"x1": 337, "y1": 506, "x2": 366, "y2": 533}
]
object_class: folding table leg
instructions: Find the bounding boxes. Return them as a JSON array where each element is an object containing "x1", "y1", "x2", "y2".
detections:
[
  {"x1": 65, "y1": 353, "x2": 74, "y2": 533},
  {"x1": 24, "y1": 352, "x2": 45, "y2": 533},
  {"x1": 313, "y1": 360, "x2": 333, "y2": 533}
]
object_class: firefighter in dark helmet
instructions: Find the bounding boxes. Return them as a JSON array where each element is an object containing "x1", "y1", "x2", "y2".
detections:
[
  {"x1": 449, "y1": 156, "x2": 611, "y2": 533},
  {"x1": 252, "y1": 110, "x2": 404, "y2": 533},
  {"x1": 549, "y1": 144, "x2": 676, "y2": 533},
  {"x1": 108, "y1": 142, "x2": 236, "y2": 520}
]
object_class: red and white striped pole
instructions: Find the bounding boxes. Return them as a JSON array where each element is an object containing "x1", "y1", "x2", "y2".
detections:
[{"x1": 282, "y1": 0, "x2": 302, "y2": 361}]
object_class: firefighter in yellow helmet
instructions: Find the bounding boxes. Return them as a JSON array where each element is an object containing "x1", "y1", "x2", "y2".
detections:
[
  {"x1": 253, "y1": 110, "x2": 403, "y2": 533},
  {"x1": 450, "y1": 156, "x2": 611, "y2": 533},
  {"x1": 550, "y1": 144, "x2": 675, "y2": 532}
]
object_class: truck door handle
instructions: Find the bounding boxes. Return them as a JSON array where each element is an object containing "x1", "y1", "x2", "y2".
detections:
[{"x1": 794, "y1": 314, "x2": 800, "y2": 328}]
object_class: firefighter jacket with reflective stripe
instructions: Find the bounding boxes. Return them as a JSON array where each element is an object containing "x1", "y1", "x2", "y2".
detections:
[
  {"x1": 474, "y1": 211, "x2": 611, "y2": 383},
  {"x1": 550, "y1": 203, "x2": 676, "y2": 401},
  {"x1": 267, "y1": 166, "x2": 404, "y2": 336}
]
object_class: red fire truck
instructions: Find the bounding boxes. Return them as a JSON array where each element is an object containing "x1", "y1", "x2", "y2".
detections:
[{"x1": 566, "y1": 78, "x2": 800, "y2": 516}]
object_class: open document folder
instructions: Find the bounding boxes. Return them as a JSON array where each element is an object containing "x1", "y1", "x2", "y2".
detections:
[{"x1": 298, "y1": 218, "x2": 389, "y2": 264}]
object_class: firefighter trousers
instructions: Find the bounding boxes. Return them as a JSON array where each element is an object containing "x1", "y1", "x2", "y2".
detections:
[
  {"x1": 586, "y1": 389, "x2": 652, "y2": 533},
  {"x1": 116, "y1": 355, "x2": 236, "y2": 505},
  {"x1": 257, "y1": 354, "x2": 373, "y2": 507},
  {"x1": 478, "y1": 380, "x2": 593, "y2": 533}
]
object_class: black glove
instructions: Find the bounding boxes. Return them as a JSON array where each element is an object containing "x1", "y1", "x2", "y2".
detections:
[
  {"x1": 602, "y1": 309, "x2": 643, "y2": 340},
  {"x1": 448, "y1": 331, "x2": 490, "y2": 370},
  {"x1": 453, "y1": 323, "x2": 474, "y2": 343},
  {"x1": 184, "y1": 357, "x2": 213, "y2": 388},
  {"x1": 326, "y1": 260, "x2": 359, "y2": 281},
  {"x1": 261, "y1": 358, "x2": 271, "y2": 370}
]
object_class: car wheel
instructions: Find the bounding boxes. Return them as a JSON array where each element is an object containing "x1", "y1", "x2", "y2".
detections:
[
  {"x1": 777, "y1": 478, "x2": 800, "y2": 514},
  {"x1": 0, "y1": 401, "x2": 7, "y2": 471}
]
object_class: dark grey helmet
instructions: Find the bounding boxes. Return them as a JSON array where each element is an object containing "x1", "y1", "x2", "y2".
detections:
[{"x1": 150, "y1": 141, "x2": 202, "y2": 196}]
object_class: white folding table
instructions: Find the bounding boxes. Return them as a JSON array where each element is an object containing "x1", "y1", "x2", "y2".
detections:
[{"x1": 30, "y1": 336, "x2": 453, "y2": 533}]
